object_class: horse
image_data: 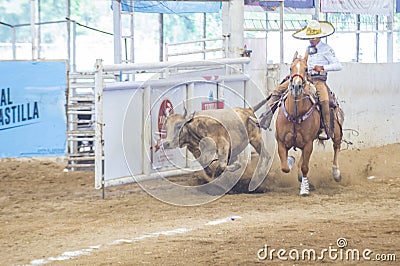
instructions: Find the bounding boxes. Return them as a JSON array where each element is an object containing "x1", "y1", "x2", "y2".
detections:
[{"x1": 275, "y1": 51, "x2": 343, "y2": 196}]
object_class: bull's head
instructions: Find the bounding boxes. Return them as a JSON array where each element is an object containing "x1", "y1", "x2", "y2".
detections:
[{"x1": 162, "y1": 111, "x2": 187, "y2": 149}]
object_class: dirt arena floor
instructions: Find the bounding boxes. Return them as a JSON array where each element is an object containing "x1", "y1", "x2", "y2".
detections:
[{"x1": 1, "y1": 143, "x2": 399, "y2": 265}]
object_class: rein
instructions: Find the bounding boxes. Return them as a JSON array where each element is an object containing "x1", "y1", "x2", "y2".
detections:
[
  {"x1": 282, "y1": 79, "x2": 318, "y2": 150},
  {"x1": 281, "y1": 95, "x2": 317, "y2": 124}
]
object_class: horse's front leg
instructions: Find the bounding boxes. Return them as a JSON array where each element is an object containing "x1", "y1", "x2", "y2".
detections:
[
  {"x1": 299, "y1": 142, "x2": 313, "y2": 196},
  {"x1": 301, "y1": 142, "x2": 313, "y2": 178},
  {"x1": 297, "y1": 156, "x2": 303, "y2": 182},
  {"x1": 277, "y1": 140, "x2": 290, "y2": 173}
]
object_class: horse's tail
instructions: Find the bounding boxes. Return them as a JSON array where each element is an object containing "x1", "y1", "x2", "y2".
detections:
[{"x1": 252, "y1": 95, "x2": 272, "y2": 112}]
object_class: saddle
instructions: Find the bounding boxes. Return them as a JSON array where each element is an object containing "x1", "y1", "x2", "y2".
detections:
[
  {"x1": 307, "y1": 82, "x2": 339, "y2": 109},
  {"x1": 307, "y1": 82, "x2": 345, "y2": 135},
  {"x1": 327, "y1": 86, "x2": 339, "y2": 109},
  {"x1": 270, "y1": 77, "x2": 344, "y2": 130}
]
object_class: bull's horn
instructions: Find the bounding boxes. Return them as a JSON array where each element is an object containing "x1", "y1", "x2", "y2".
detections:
[{"x1": 183, "y1": 105, "x2": 187, "y2": 119}]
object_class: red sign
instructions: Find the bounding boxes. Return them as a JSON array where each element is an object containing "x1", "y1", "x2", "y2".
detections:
[{"x1": 201, "y1": 100, "x2": 224, "y2": 110}]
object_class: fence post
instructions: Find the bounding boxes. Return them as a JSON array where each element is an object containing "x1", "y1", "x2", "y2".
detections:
[
  {"x1": 165, "y1": 43, "x2": 169, "y2": 62},
  {"x1": 387, "y1": 12, "x2": 393, "y2": 63},
  {"x1": 12, "y1": 27, "x2": 16, "y2": 60},
  {"x1": 223, "y1": 35, "x2": 229, "y2": 58},
  {"x1": 94, "y1": 59, "x2": 104, "y2": 190},
  {"x1": 186, "y1": 82, "x2": 194, "y2": 168},
  {"x1": 142, "y1": 85, "x2": 151, "y2": 177}
]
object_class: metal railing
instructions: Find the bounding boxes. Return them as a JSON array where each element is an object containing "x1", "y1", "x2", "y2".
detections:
[
  {"x1": 244, "y1": 18, "x2": 399, "y2": 33},
  {"x1": 245, "y1": 18, "x2": 308, "y2": 32},
  {"x1": 165, "y1": 36, "x2": 229, "y2": 61}
]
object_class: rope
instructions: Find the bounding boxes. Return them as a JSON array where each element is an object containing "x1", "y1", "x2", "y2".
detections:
[
  {"x1": 340, "y1": 129, "x2": 359, "y2": 150},
  {"x1": 65, "y1": 17, "x2": 113, "y2": 36}
]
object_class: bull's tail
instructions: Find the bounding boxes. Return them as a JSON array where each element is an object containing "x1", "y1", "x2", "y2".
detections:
[{"x1": 251, "y1": 94, "x2": 272, "y2": 112}]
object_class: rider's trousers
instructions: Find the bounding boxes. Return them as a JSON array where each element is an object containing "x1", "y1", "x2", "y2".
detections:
[{"x1": 311, "y1": 80, "x2": 329, "y2": 103}]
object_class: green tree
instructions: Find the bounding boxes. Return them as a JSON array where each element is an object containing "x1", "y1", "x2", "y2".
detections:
[{"x1": 0, "y1": 0, "x2": 112, "y2": 43}]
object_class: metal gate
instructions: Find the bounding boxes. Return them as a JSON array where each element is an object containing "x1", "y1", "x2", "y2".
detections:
[{"x1": 66, "y1": 71, "x2": 115, "y2": 170}]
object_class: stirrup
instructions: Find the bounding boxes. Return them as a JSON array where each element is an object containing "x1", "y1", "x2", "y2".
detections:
[{"x1": 318, "y1": 128, "x2": 330, "y2": 140}]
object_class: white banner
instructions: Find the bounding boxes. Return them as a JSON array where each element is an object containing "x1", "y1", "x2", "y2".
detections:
[{"x1": 321, "y1": 0, "x2": 393, "y2": 15}]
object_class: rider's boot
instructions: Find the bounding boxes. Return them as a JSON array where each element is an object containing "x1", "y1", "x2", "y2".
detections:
[
  {"x1": 319, "y1": 101, "x2": 331, "y2": 139},
  {"x1": 258, "y1": 94, "x2": 281, "y2": 129}
]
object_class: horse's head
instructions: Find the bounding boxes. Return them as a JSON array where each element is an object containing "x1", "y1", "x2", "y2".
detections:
[{"x1": 289, "y1": 51, "x2": 309, "y2": 98}]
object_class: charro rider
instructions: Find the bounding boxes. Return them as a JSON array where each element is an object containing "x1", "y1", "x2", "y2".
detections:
[{"x1": 259, "y1": 20, "x2": 342, "y2": 139}]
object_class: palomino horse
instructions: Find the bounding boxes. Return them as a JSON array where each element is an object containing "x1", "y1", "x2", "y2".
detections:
[{"x1": 275, "y1": 51, "x2": 343, "y2": 195}]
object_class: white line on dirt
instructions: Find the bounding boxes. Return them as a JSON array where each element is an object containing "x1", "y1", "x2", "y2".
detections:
[
  {"x1": 206, "y1": 215, "x2": 241, "y2": 225},
  {"x1": 29, "y1": 215, "x2": 242, "y2": 265}
]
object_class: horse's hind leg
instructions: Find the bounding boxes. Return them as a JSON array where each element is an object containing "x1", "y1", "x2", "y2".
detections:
[{"x1": 332, "y1": 120, "x2": 342, "y2": 182}]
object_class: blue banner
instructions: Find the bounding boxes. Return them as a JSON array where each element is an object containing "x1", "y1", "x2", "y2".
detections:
[
  {"x1": 0, "y1": 61, "x2": 67, "y2": 158},
  {"x1": 397, "y1": 0, "x2": 400, "y2": 13},
  {"x1": 133, "y1": 1, "x2": 221, "y2": 14},
  {"x1": 246, "y1": 0, "x2": 314, "y2": 9}
]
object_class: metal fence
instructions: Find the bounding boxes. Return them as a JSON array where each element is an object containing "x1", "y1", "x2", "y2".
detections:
[{"x1": 165, "y1": 36, "x2": 229, "y2": 61}]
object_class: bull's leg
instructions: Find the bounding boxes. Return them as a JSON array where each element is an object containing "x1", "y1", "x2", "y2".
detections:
[
  {"x1": 201, "y1": 159, "x2": 220, "y2": 182},
  {"x1": 203, "y1": 166, "x2": 214, "y2": 180},
  {"x1": 198, "y1": 137, "x2": 218, "y2": 169},
  {"x1": 249, "y1": 134, "x2": 271, "y2": 172},
  {"x1": 249, "y1": 133, "x2": 271, "y2": 163},
  {"x1": 226, "y1": 162, "x2": 241, "y2": 173},
  {"x1": 201, "y1": 171, "x2": 215, "y2": 184},
  {"x1": 224, "y1": 154, "x2": 241, "y2": 173},
  {"x1": 248, "y1": 135, "x2": 271, "y2": 191},
  {"x1": 214, "y1": 139, "x2": 230, "y2": 177},
  {"x1": 277, "y1": 140, "x2": 290, "y2": 173}
]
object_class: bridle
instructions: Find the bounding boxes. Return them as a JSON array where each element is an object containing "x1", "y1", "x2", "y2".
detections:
[
  {"x1": 283, "y1": 58, "x2": 317, "y2": 150},
  {"x1": 289, "y1": 59, "x2": 307, "y2": 98},
  {"x1": 290, "y1": 73, "x2": 305, "y2": 84}
]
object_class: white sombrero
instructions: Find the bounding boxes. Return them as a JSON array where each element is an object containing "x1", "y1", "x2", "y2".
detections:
[{"x1": 292, "y1": 20, "x2": 335, "y2": 40}]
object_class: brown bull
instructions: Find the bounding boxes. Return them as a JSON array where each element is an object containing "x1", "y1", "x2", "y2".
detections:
[{"x1": 162, "y1": 99, "x2": 271, "y2": 192}]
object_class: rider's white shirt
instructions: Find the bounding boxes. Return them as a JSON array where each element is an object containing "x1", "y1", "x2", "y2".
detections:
[{"x1": 308, "y1": 41, "x2": 343, "y2": 72}]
